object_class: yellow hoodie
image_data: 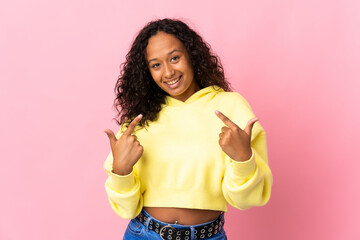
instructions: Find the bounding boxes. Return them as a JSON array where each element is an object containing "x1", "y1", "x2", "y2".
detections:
[{"x1": 104, "y1": 86, "x2": 273, "y2": 219}]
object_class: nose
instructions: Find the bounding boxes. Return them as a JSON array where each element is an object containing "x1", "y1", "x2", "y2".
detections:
[{"x1": 164, "y1": 63, "x2": 175, "y2": 79}]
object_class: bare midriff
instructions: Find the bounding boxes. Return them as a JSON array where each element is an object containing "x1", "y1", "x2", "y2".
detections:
[{"x1": 143, "y1": 207, "x2": 223, "y2": 226}]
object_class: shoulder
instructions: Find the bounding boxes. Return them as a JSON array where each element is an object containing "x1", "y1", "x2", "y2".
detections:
[
  {"x1": 220, "y1": 92, "x2": 266, "y2": 138},
  {"x1": 213, "y1": 90, "x2": 261, "y2": 130},
  {"x1": 214, "y1": 91, "x2": 253, "y2": 113}
]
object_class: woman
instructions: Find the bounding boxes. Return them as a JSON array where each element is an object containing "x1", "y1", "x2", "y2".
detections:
[{"x1": 104, "y1": 19, "x2": 273, "y2": 240}]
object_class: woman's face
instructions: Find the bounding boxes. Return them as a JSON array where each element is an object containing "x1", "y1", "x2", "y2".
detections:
[{"x1": 145, "y1": 31, "x2": 200, "y2": 102}]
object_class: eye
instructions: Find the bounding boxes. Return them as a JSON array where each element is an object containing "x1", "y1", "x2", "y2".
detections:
[
  {"x1": 170, "y1": 56, "x2": 180, "y2": 62},
  {"x1": 151, "y1": 63, "x2": 160, "y2": 69}
]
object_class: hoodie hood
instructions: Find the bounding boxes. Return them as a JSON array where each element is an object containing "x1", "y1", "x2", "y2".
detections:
[{"x1": 163, "y1": 85, "x2": 225, "y2": 107}]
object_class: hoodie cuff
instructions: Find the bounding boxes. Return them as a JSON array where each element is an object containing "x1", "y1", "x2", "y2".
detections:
[
  {"x1": 227, "y1": 152, "x2": 256, "y2": 181},
  {"x1": 108, "y1": 169, "x2": 136, "y2": 193}
]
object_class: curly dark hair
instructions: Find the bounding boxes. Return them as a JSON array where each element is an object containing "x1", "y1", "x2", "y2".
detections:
[{"x1": 114, "y1": 18, "x2": 231, "y2": 128}]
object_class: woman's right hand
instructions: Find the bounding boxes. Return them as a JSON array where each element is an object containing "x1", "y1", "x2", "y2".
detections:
[{"x1": 104, "y1": 114, "x2": 143, "y2": 175}]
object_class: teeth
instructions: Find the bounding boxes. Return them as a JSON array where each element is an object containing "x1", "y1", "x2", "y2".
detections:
[{"x1": 166, "y1": 76, "x2": 180, "y2": 85}]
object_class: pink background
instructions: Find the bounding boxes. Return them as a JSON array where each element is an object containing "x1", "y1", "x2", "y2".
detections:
[{"x1": 1, "y1": 0, "x2": 359, "y2": 239}]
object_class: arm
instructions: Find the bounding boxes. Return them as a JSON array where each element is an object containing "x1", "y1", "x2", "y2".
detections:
[
  {"x1": 222, "y1": 126, "x2": 273, "y2": 210},
  {"x1": 215, "y1": 94, "x2": 273, "y2": 210},
  {"x1": 104, "y1": 150, "x2": 143, "y2": 219},
  {"x1": 103, "y1": 115, "x2": 144, "y2": 219}
]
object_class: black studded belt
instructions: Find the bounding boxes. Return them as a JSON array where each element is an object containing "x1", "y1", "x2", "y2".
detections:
[{"x1": 136, "y1": 210, "x2": 224, "y2": 240}]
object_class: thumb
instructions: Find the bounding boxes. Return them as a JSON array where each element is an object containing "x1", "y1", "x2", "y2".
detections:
[
  {"x1": 104, "y1": 129, "x2": 117, "y2": 146},
  {"x1": 244, "y1": 117, "x2": 258, "y2": 137}
]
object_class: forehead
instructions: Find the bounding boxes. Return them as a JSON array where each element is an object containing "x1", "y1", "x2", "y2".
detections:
[{"x1": 146, "y1": 32, "x2": 186, "y2": 59}]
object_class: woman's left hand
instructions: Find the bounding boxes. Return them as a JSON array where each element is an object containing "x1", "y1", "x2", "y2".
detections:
[{"x1": 215, "y1": 110, "x2": 258, "y2": 162}]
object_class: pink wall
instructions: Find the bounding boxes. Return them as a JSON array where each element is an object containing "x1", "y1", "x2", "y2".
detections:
[{"x1": 1, "y1": 0, "x2": 359, "y2": 239}]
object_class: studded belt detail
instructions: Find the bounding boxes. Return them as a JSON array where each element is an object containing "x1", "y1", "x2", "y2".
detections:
[{"x1": 137, "y1": 211, "x2": 224, "y2": 240}]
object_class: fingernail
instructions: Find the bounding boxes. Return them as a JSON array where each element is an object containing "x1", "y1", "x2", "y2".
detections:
[
  {"x1": 138, "y1": 114, "x2": 143, "y2": 119},
  {"x1": 215, "y1": 110, "x2": 219, "y2": 114}
]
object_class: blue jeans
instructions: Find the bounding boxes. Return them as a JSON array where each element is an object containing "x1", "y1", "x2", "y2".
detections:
[{"x1": 123, "y1": 210, "x2": 227, "y2": 240}]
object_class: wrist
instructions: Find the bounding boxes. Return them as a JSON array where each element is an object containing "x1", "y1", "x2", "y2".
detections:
[
  {"x1": 232, "y1": 150, "x2": 253, "y2": 162},
  {"x1": 112, "y1": 162, "x2": 133, "y2": 176}
]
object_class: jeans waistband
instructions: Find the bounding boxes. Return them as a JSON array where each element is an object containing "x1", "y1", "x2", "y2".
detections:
[{"x1": 137, "y1": 209, "x2": 224, "y2": 239}]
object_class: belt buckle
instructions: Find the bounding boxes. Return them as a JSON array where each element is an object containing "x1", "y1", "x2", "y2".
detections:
[{"x1": 159, "y1": 224, "x2": 176, "y2": 240}]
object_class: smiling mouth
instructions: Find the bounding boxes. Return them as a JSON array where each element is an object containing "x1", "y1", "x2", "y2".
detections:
[{"x1": 165, "y1": 75, "x2": 181, "y2": 85}]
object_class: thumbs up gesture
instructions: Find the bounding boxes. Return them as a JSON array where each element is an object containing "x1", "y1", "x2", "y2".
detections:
[
  {"x1": 215, "y1": 110, "x2": 258, "y2": 162},
  {"x1": 104, "y1": 114, "x2": 144, "y2": 175}
]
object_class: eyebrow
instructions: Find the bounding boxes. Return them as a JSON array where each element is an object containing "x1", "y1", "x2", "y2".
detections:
[{"x1": 147, "y1": 49, "x2": 183, "y2": 63}]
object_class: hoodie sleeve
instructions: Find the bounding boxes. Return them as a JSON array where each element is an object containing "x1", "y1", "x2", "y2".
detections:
[
  {"x1": 104, "y1": 129, "x2": 143, "y2": 219},
  {"x1": 222, "y1": 93, "x2": 273, "y2": 210}
]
